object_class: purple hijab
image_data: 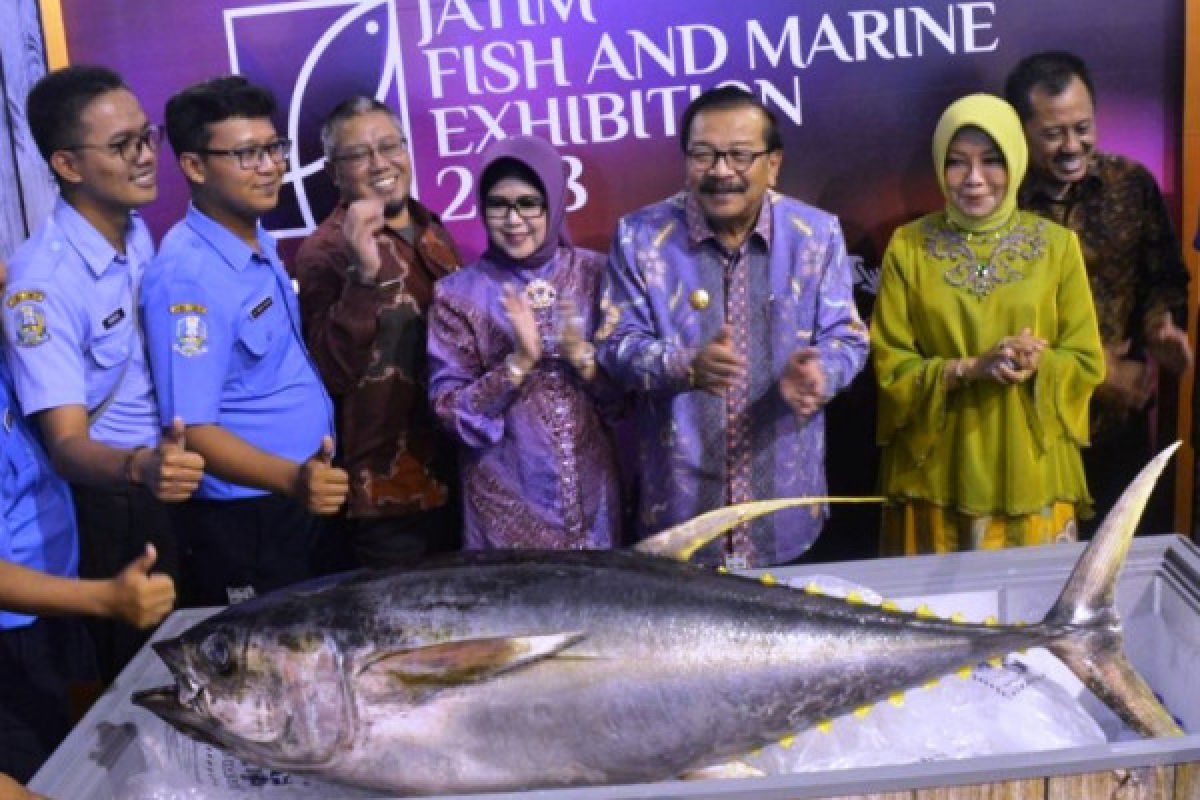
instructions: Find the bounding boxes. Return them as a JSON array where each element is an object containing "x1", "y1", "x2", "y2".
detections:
[{"x1": 477, "y1": 134, "x2": 571, "y2": 270}]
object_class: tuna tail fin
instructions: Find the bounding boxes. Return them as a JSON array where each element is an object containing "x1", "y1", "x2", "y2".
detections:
[
  {"x1": 635, "y1": 496, "x2": 885, "y2": 562},
  {"x1": 1043, "y1": 441, "x2": 1183, "y2": 737}
]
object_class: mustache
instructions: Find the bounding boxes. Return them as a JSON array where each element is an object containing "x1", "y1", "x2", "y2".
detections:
[{"x1": 698, "y1": 177, "x2": 747, "y2": 194}]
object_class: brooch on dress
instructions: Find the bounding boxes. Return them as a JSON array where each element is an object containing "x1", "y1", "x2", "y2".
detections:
[{"x1": 525, "y1": 278, "x2": 557, "y2": 310}]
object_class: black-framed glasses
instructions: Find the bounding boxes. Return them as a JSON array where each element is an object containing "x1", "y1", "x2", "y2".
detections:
[
  {"x1": 61, "y1": 124, "x2": 163, "y2": 164},
  {"x1": 196, "y1": 138, "x2": 291, "y2": 170},
  {"x1": 685, "y1": 146, "x2": 772, "y2": 172},
  {"x1": 330, "y1": 137, "x2": 408, "y2": 170},
  {"x1": 483, "y1": 194, "x2": 546, "y2": 221}
]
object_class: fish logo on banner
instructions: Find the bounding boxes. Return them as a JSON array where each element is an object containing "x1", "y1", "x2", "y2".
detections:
[{"x1": 223, "y1": 0, "x2": 414, "y2": 241}]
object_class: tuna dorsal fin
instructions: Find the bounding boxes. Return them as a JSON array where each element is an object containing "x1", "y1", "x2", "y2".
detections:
[
  {"x1": 635, "y1": 497, "x2": 884, "y2": 562},
  {"x1": 359, "y1": 632, "x2": 585, "y2": 686},
  {"x1": 1044, "y1": 441, "x2": 1183, "y2": 737}
]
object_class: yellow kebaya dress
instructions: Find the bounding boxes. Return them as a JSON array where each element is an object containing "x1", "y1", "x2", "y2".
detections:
[{"x1": 872, "y1": 95, "x2": 1105, "y2": 555}]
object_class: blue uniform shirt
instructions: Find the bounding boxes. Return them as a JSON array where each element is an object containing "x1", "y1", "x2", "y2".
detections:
[
  {"x1": 2, "y1": 199, "x2": 159, "y2": 448},
  {"x1": 141, "y1": 205, "x2": 334, "y2": 500},
  {"x1": 0, "y1": 359, "x2": 79, "y2": 631}
]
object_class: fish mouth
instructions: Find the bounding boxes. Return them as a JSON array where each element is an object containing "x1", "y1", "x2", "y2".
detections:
[{"x1": 132, "y1": 686, "x2": 226, "y2": 749}]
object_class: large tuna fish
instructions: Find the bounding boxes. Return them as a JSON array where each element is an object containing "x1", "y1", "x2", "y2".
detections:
[{"x1": 134, "y1": 446, "x2": 1184, "y2": 794}]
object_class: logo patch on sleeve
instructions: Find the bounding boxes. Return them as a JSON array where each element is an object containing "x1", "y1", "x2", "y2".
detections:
[
  {"x1": 169, "y1": 303, "x2": 207, "y2": 315},
  {"x1": 173, "y1": 314, "x2": 208, "y2": 357},
  {"x1": 13, "y1": 302, "x2": 49, "y2": 347},
  {"x1": 6, "y1": 289, "x2": 45, "y2": 308}
]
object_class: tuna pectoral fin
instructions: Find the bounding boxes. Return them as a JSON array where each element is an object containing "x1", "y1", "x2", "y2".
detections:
[
  {"x1": 359, "y1": 632, "x2": 586, "y2": 686},
  {"x1": 1043, "y1": 442, "x2": 1183, "y2": 738},
  {"x1": 635, "y1": 497, "x2": 884, "y2": 562}
]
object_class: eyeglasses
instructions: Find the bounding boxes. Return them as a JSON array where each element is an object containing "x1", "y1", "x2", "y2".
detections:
[
  {"x1": 483, "y1": 194, "x2": 546, "y2": 221},
  {"x1": 685, "y1": 146, "x2": 772, "y2": 172},
  {"x1": 196, "y1": 138, "x2": 291, "y2": 170},
  {"x1": 61, "y1": 125, "x2": 163, "y2": 164},
  {"x1": 330, "y1": 137, "x2": 408, "y2": 170}
]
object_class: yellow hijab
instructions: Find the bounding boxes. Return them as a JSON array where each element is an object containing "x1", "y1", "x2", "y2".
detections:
[{"x1": 931, "y1": 93, "x2": 1027, "y2": 233}]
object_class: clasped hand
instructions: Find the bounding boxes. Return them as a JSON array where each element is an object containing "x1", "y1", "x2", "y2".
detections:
[{"x1": 974, "y1": 327, "x2": 1046, "y2": 384}]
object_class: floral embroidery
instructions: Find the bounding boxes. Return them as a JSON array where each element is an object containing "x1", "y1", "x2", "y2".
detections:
[{"x1": 923, "y1": 215, "x2": 1046, "y2": 299}]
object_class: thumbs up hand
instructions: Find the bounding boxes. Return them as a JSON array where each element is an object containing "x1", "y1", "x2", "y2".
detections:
[
  {"x1": 109, "y1": 544, "x2": 176, "y2": 628},
  {"x1": 294, "y1": 435, "x2": 349, "y2": 515},
  {"x1": 136, "y1": 417, "x2": 205, "y2": 502}
]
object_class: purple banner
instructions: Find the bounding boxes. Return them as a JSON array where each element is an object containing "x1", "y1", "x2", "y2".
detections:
[{"x1": 56, "y1": 0, "x2": 1183, "y2": 266}]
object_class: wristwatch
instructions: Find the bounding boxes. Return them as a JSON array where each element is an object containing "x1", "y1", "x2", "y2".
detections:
[{"x1": 505, "y1": 353, "x2": 529, "y2": 384}]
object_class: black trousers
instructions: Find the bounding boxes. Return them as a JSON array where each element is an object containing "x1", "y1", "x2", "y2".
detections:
[
  {"x1": 338, "y1": 503, "x2": 462, "y2": 571},
  {"x1": 1080, "y1": 411, "x2": 1173, "y2": 538},
  {"x1": 70, "y1": 483, "x2": 178, "y2": 683},
  {"x1": 171, "y1": 494, "x2": 324, "y2": 607},
  {"x1": 0, "y1": 618, "x2": 97, "y2": 782}
]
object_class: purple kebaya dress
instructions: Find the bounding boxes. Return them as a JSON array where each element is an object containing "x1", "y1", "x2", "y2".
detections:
[{"x1": 427, "y1": 136, "x2": 620, "y2": 549}]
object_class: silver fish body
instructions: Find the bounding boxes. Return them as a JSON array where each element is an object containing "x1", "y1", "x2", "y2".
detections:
[{"x1": 135, "y1": 447, "x2": 1183, "y2": 793}]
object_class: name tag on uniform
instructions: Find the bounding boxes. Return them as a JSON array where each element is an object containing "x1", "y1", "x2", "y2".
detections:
[
  {"x1": 102, "y1": 308, "x2": 126, "y2": 329},
  {"x1": 250, "y1": 296, "x2": 274, "y2": 319},
  {"x1": 724, "y1": 552, "x2": 749, "y2": 570}
]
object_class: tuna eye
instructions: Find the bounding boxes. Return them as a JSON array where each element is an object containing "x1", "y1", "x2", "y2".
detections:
[{"x1": 202, "y1": 635, "x2": 233, "y2": 675}]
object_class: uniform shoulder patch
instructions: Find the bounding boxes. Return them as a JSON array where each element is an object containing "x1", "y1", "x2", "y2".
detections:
[
  {"x1": 12, "y1": 301, "x2": 49, "y2": 347},
  {"x1": 173, "y1": 314, "x2": 208, "y2": 357},
  {"x1": 6, "y1": 289, "x2": 45, "y2": 308}
]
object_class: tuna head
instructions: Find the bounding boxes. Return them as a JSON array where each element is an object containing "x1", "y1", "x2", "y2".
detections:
[{"x1": 133, "y1": 616, "x2": 357, "y2": 771}]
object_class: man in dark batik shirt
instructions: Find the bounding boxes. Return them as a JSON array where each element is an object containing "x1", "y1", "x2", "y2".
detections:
[
  {"x1": 296, "y1": 96, "x2": 462, "y2": 566},
  {"x1": 1006, "y1": 52, "x2": 1192, "y2": 536}
]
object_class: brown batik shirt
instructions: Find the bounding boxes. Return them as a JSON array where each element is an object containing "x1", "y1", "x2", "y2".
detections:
[
  {"x1": 296, "y1": 200, "x2": 461, "y2": 518},
  {"x1": 1018, "y1": 153, "x2": 1189, "y2": 441}
]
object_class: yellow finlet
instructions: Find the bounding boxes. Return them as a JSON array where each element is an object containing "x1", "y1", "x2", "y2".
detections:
[
  {"x1": 888, "y1": 692, "x2": 905, "y2": 707},
  {"x1": 984, "y1": 615, "x2": 999, "y2": 626},
  {"x1": 923, "y1": 677, "x2": 940, "y2": 689},
  {"x1": 817, "y1": 719, "x2": 832, "y2": 733},
  {"x1": 804, "y1": 582, "x2": 823, "y2": 595},
  {"x1": 988, "y1": 657, "x2": 1003, "y2": 668},
  {"x1": 915, "y1": 604, "x2": 936, "y2": 619},
  {"x1": 950, "y1": 612, "x2": 965, "y2": 623},
  {"x1": 956, "y1": 665, "x2": 973, "y2": 679},
  {"x1": 881, "y1": 599, "x2": 899, "y2": 612},
  {"x1": 760, "y1": 573, "x2": 777, "y2": 586},
  {"x1": 845, "y1": 591, "x2": 865, "y2": 605},
  {"x1": 777, "y1": 735, "x2": 795, "y2": 749},
  {"x1": 852, "y1": 704, "x2": 871, "y2": 718}
]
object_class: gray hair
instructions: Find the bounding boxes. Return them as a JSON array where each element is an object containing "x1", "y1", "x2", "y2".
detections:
[{"x1": 320, "y1": 95, "x2": 403, "y2": 161}]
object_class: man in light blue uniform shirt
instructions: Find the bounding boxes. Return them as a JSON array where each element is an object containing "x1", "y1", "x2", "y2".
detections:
[
  {"x1": 2, "y1": 65, "x2": 202, "y2": 680},
  {"x1": 0, "y1": 259, "x2": 175, "y2": 785},
  {"x1": 143, "y1": 76, "x2": 348, "y2": 607}
]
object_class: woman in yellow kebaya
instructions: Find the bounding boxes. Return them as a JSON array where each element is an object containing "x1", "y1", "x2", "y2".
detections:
[{"x1": 872, "y1": 93, "x2": 1104, "y2": 554}]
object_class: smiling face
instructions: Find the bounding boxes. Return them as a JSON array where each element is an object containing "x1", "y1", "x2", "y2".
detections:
[
  {"x1": 328, "y1": 110, "x2": 411, "y2": 208},
  {"x1": 684, "y1": 106, "x2": 782, "y2": 239},
  {"x1": 54, "y1": 88, "x2": 158, "y2": 213},
  {"x1": 943, "y1": 126, "x2": 1009, "y2": 221},
  {"x1": 1023, "y1": 75, "x2": 1096, "y2": 195},
  {"x1": 183, "y1": 116, "x2": 285, "y2": 231},
  {"x1": 483, "y1": 176, "x2": 548, "y2": 261}
]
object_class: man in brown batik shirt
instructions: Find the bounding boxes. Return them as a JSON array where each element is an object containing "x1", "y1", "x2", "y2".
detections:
[
  {"x1": 1006, "y1": 52, "x2": 1192, "y2": 536},
  {"x1": 296, "y1": 96, "x2": 462, "y2": 566}
]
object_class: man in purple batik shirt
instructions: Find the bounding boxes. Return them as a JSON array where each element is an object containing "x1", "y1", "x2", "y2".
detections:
[{"x1": 596, "y1": 87, "x2": 869, "y2": 568}]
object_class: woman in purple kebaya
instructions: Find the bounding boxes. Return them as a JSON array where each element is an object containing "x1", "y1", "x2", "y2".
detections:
[{"x1": 427, "y1": 135, "x2": 620, "y2": 549}]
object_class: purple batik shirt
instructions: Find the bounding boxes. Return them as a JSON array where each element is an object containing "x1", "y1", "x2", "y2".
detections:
[
  {"x1": 596, "y1": 190, "x2": 868, "y2": 567},
  {"x1": 428, "y1": 246, "x2": 621, "y2": 550}
]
